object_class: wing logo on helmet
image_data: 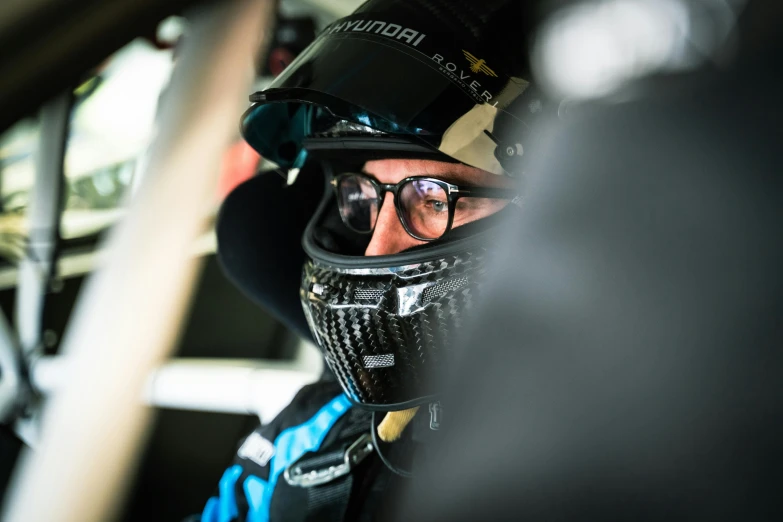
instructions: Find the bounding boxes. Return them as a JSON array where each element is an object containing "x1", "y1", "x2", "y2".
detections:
[{"x1": 463, "y1": 50, "x2": 498, "y2": 77}]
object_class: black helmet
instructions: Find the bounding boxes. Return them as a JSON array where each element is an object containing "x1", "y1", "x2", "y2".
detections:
[{"x1": 238, "y1": 0, "x2": 549, "y2": 411}]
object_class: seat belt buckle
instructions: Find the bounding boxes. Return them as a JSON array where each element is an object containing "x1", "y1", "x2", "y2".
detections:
[{"x1": 284, "y1": 433, "x2": 374, "y2": 488}]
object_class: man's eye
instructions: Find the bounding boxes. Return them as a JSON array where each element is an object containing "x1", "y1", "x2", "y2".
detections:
[{"x1": 427, "y1": 200, "x2": 447, "y2": 213}]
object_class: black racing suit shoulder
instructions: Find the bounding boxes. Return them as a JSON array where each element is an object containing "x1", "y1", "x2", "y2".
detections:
[{"x1": 198, "y1": 380, "x2": 407, "y2": 522}]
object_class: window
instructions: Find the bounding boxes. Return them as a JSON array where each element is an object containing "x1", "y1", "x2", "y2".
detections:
[{"x1": 0, "y1": 35, "x2": 179, "y2": 265}]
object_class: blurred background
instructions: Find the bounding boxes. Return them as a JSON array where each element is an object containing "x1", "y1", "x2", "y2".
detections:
[{"x1": 0, "y1": 1, "x2": 364, "y2": 520}]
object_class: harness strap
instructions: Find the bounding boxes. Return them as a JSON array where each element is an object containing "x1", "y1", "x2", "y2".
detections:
[{"x1": 285, "y1": 407, "x2": 373, "y2": 521}]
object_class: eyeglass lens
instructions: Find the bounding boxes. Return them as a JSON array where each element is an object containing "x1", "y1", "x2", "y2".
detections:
[{"x1": 336, "y1": 174, "x2": 510, "y2": 240}]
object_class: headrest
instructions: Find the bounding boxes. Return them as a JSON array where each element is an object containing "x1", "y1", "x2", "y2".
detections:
[{"x1": 216, "y1": 166, "x2": 325, "y2": 341}]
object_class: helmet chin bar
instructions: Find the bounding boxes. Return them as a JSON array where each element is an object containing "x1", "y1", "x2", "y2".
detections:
[{"x1": 300, "y1": 247, "x2": 490, "y2": 411}]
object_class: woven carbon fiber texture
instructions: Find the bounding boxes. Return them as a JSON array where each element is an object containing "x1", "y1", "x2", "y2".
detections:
[{"x1": 301, "y1": 248, "x2": 489, "y2": 409}]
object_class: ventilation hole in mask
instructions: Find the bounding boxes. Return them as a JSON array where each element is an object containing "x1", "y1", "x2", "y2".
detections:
[
  {"x1": 363, "y1": 354, "x2": 395, "y2": 368},
  {"x1": 354, "y1": 289, "x2": 385, "y2": 301},
  {"x1": 422, "y1": 277, "x2": 469, "y2": 304}
]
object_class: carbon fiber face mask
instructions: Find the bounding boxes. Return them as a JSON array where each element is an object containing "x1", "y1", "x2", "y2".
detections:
[
  {"x1": 296, "y1": 150, "x2": 516, "y2": 411},
  {"x1": 300, "y1": 247, "x2": 490, "y2": 411}
]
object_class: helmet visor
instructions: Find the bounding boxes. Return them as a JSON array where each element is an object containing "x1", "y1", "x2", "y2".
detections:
[{"x1": 241, "y1": 30, "x2": 534, "y2": 175}]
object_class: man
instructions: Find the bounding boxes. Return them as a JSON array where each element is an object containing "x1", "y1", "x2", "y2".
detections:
[{"x1": 200, "y1": 1, "x2": 548, "y2": 520}]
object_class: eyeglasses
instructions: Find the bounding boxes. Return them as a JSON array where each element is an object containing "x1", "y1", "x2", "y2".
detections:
[{"x1": 331, "y1": 172, "x2": 519, "y2": 241}]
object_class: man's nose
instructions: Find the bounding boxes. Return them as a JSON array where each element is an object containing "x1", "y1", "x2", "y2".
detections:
[{"x1": 364, "y1": 193, "x2": 422, "y2": 256}]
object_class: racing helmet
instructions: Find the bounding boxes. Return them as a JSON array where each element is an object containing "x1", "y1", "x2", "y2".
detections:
[{"x1": 240, "y1": 0, "x2": 550, "y2": 411}]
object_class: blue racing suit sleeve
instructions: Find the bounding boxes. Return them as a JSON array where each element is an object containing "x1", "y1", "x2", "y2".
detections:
[{"x1": 200, "y1": 382, "x2": 351, "y2": 522}]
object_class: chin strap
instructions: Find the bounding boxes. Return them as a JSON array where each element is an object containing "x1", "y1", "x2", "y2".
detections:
[
  {"x1": 377, "y1": 408, "x2": 419, "y2": 442},
  {"x1": 371, "y1": 411, "x2": 414, "y2": 478},
  {"x1": 370, "y1": 402, "x2": 445, "y2": 478}
]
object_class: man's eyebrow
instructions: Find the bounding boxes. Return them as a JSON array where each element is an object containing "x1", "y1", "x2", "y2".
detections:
[
  {"x1": 363, "y1": 160, "x2": 503, "y2": 186},
  {"x1": 361, "y1": 167, "x2": 474, "y2": 184},
  {"x1": 414, "y1": 164, "x2": 481, "y2": 183},
  {"x1": 426, "y1": 171, "x2": 470, "y2": 184},
  {"x1": 419, "y1": 169, "x2": 501, "y2": 186}
]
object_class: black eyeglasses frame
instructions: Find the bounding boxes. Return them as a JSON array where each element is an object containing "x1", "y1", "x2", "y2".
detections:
[{"x1": 331, "y1": 172, "x2": 518, "y2": 241}]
